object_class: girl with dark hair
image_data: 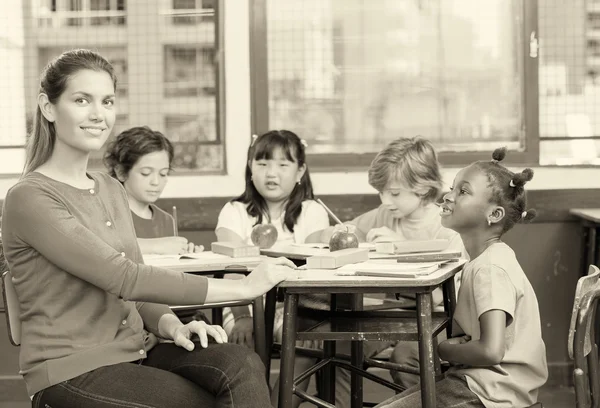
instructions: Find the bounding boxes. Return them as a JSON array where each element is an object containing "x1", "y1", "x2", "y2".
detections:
[
  {"x1": 217, "y1": 129, "x2": 327, "y2": 243},
  {"x1": 104, "y1": 125, "x2": 202, "y2": 254},
  {"x1": 2, "y1": 48, "x2": 297, "y2": 408},
  {"x1": 377, "y1": 148, "x2": 548, "y2": 408},
  {"x1": 215, "y1": 129, "x2": 330, "y2": 407}
]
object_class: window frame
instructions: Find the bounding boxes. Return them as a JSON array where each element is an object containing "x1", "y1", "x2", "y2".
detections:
[{"x1": 250, "y1": 0, "x2": 540, "y2": 170}]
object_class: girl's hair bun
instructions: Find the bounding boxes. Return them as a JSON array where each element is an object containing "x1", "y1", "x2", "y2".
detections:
[
  {"x1": 522, "y1": 208, "x2": 537, "y2": 223},
  {"x1": 511, "y1": 168, "x2": 534, "y2": 188},
  {"x1": 491, "y1": 147, "x2": 507, "y2": 162}
]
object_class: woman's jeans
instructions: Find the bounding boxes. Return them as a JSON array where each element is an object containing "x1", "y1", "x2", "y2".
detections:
[{"x1": 33, "y1": 342, "x2": 271, "y2": 408}]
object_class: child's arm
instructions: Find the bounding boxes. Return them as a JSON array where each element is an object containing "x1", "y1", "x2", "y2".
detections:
[
  {"x1": 215, "y1": 227, "x2": 245, "y2": 243},
  {"x1": 438, "y1": 309, "x2": 507, "y2": 366}
]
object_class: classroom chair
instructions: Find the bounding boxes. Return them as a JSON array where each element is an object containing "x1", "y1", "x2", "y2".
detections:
[
  {"x1": 568, "y1": 264, "x2": 600, "y2": 408},
  {"x1": 1, "y1": 270, "x2": 269, "y2": 376}
]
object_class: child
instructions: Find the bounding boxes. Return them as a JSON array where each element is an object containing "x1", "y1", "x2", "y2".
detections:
[
  {"x1": 215, "y1": 130, "x2": 330, "y2": 407},
  {"x1": 323, "y1": 136, "x2": 465, "y2": 393},
  {"x1": 376, "y1": 147, "x2": 548, "y2": 408},
  {"x1": 216, "y1": 130, "x2": 329, "y2": 245},
  {"x1": 321, "y1": 136, "x2": 461, "y2": 248},
  {"x1": 104, "y1": 126, "x2": 202, "y2": 255}
]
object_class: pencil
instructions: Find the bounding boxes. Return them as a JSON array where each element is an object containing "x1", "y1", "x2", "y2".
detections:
[
  {"x1": 316, "y1": 198, "x2": 344, "y2": 226},
  {"x1": 172, "y1": 205, "x2": 178, "y2": 236}
]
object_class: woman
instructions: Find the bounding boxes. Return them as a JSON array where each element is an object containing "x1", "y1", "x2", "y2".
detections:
[{"x1": 1, "y1": 48, "x2": 295, "y2": 408}]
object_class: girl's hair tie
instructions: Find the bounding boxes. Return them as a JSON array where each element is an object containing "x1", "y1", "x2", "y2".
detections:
[
  {"x1": 509, "y1": 180, "x2": 516, "y2": 187},
  {"x1": 491, "y1": 159, "x2": 498, "y2": 164},
  {"x1": 251, "y1": 134, "x2": 258, "y2": 146},
  {"x1": 300, "y1": 139, "x2": 308, "y2": 148},
  {"x1": 521, "y1": 211, "x2": 527, "y2": 219}
]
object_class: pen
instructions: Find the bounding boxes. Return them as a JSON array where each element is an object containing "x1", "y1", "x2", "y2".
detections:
[
  {"x1": 172, "y1": 205, "x2": 178, "y2": 236},
  {"x1": 316, "y1": 198, "x2": 344, "y2": 226}
]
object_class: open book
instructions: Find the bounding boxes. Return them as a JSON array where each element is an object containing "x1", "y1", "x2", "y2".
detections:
[
  {"x1": 291, "y1": 242, "x2": 376, "y2": 251},
  {"x1": 143, "y1": 252, "x2": 261, "y2": 264},
  {"x1": 335, "y1": 261, "x2": 446, "y2": 278},
  {"x1": 374, "y1": 239, "x2": 449, "y2": 255}
]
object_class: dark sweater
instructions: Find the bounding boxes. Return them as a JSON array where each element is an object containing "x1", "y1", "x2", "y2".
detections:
[{"x1": 1, "y1": 171, "x2": 209, "y2": 396}]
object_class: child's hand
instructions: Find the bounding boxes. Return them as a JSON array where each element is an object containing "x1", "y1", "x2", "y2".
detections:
[
  {"x1": 229, "y1": 316, "x2": 254, "y2": 349},
  {"x1": 157, "y1": 236, "x2": 193, "y2": 255},
  {"x1": 366, "y1": 226, "x2": 402, "y2": 243},
  {"x1": 441, "y1": 335, "x2": 471, "y2": 346}
]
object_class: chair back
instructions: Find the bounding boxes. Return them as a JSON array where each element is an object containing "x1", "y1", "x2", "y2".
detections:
[
  {"x1": 1, "y1": 270, "x2": 21, "y2": 346},
  {"x1": 568, "y1": 265, "x2": 600, "y2": 408}
]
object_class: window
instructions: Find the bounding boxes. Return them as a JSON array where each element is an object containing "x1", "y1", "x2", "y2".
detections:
[
  {"x1": 34, "y1": 0, "x2": 127, "y2": 27},
  {"x1": 253, "y1": 0, "x2": 536, "y2": 169},
  {"x1": 538, "y1": 0, "x2": 600, "y2": 165},
  {"x1": 1, "y1": 0, "x2": 224, "y2": 173}
]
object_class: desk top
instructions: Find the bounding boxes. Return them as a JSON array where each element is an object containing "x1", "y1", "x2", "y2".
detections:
[
  {"x1": 144, "y1": 252, "x2": 263, "y2": 273},
  {"x1": 280, "y1": 260, "x2": 465, "y2": 290},
  {"x1": 570, "y1": 208, "x2": 600, "y2": 223}
]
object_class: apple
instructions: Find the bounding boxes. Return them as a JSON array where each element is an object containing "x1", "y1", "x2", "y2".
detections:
[
  {"x1": 329, "y1": 227, "x2": 359, "y2": 252},
  {"x1": 251, "y1": 224, "x2": 279, "y2": 249}
]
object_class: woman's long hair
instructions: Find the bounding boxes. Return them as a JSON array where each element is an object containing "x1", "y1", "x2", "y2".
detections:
[
  {"x1": 24, "y1": 49, "x2": 117, "y2": 175},
  {"x1": 233, "y1": 130, "x2": 314, "y2": 232}
]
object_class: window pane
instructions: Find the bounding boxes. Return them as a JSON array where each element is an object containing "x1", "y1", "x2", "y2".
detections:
[
  {"x1": 1, "y1": 0, "x2": 222, "y2": 172},
  {"x1": 539, "y1": 0, "x2": 600, "y2": 165},
  {"x1": 266, "y1": 0, "x2": 525, "y2": 155}
]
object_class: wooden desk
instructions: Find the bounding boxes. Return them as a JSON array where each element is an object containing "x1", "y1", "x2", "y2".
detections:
[
  {"x1": 277, "y1": 260, "x2": 465, "y2": 408},
  {"x1": 144, "y1": 253, "x2": 270, "y2": 368},
  {"x1": 570, "y1": 209, "x2": 600, "y2": 275}
]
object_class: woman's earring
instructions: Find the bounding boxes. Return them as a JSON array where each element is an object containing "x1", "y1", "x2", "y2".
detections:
[
  {"x1": 297, "y1": 180, "x2": 301, "y2": 185},
  {"x1": 487, "y1": 219, "x2": 492, "y2": 226}
]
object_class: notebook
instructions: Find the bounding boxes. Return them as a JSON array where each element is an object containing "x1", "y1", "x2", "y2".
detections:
[
  {"x1": 334, "y1": 261, "x2": 445, "y2": 278},
  {"x1": 292, "y1": 242, "x2": 376, "y2": 251},
  {"x1": 374, "y1": 239, "x2": 449, "y2": 255},
  {"x1": 143, "y1": 252, "x2": 261, "y2": 264}
]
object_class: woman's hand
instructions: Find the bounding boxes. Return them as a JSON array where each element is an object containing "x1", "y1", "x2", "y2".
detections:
[
  {"x1": 365, "y1": 226, "x2": 402, "y2": 243},
  {"x1": 242, "y1": 257, "x2": 298, "y2": 299},
  {"x1": 171, "y1": 320, "x2": 228, "y2": 350}
]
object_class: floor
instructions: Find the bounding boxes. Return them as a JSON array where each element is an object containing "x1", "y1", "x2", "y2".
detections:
[{"x1": 0, "y1": 365, "x2": 577, "y2": 408}]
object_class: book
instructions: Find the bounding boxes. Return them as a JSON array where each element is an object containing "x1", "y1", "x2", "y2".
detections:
[
  {"x1": 374, "y1": 239, "x2": 449, "y2": 255},
  {"x1": 143, "y1": 252, "x2": 261, "y2": 263},
  {"x1": 291, "y1": 242, "x2": 376, "y2": 251},
  {"x1": 334, "y1": 261, "x2": 444, "y2": 278},
  {"x1": 394, "y1": 250, "x2": 462, "y2": 263},
  {"x1": 305, "y1": 248, "x2": 370, "y2": 269},
  {"x1": 211, "y1": 242, "x2": 261, "y2": 258}
]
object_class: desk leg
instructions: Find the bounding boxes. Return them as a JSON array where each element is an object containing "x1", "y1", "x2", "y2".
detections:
[
  {"x1": 442, "y1": 278, "x2": 457, "y2": 339},
  {"x1": 279, "y1": 292, "x2": 299, "y2": 408},
  {"x1": 252, "y1": 296, "x2": 268, "y2": 375},
  {"x1": 264, "y1": 287, "x2": 278, "y2": 379},
  {"x1": 416, "y1": 292, "x2": 436, "y2": 408},
  {"x1": 321, "y1": 295, "x2": 337, "y2": 404},
  {"x1": 350, "y1": 294, "x2": 364, "y2": 408}
]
